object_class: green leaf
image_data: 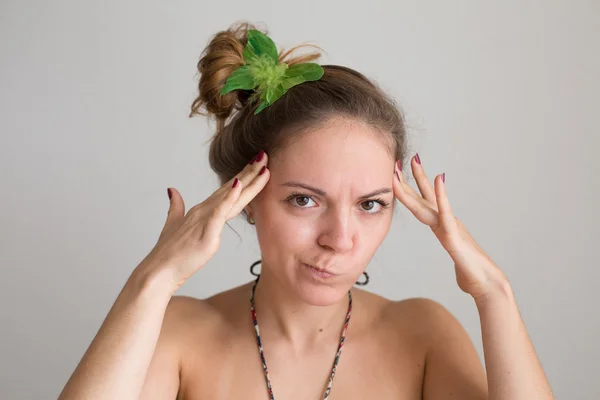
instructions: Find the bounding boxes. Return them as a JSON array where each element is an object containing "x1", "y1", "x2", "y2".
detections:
[
  {"x1": 281, "y1": 63, "x2": 324, "y2": 90},
  {"x1": 284, "y1": 63, "x2": 324, "y2": 79},
  {"x1": 245, "y1": 30, "x2": 279, "y2": 64},
  {"x1": 264, "y1": 83, "x2": 285, "y2": 104},
  {"x1": 253, "y1": 83, "x2": 285, "y2": 115},
  {"x1": 243, "y1": 45, "x2": 259, "y2": 64},
  {"x1": 254, "y1": 101, "x2": 270, "y2": 114},
  {"x1": 220, "y1": 66, "x2": 255, "y2": 95}
]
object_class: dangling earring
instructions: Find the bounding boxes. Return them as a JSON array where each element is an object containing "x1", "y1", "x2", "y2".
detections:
[
  {"x1": 250, "y1": 260, "x2": 261, "y2": 276},
  {"x1": 355, "y1": 271, "x2": 369, "y2": 286},
  {"x1": 247, "y1": 215, "x2": 255, "y2": 225}
]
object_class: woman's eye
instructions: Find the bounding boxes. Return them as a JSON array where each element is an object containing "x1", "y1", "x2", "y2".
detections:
[
  {"x1": 291, "y1": 195, "x2": 316, "y2": 207},
  {"x1": 360, "y1": 200, "x2": 385, "y2": 213},
  {"x1": 288, "y1": 194, "x2": 388, "y2": 215},
  {"x1": 361, "y1": 200, "x2": 378, "y2": 212}
]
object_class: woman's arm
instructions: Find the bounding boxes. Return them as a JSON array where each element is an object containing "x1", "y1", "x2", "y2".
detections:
[
  {"x1": 475, "y1": 282, "x2": 554, "y2": 400},
  {"x1": 393, "y1": 160, "x2": 554, "y2": 399},
  {"x1": 57, "y1": 160, "x2": 269, "y2": 398},
  {"x1": 421, "y1": 283, "x2": 554, "y2": 400},
  {"x1": 58, "y1": 266, "x2": 179, "y2": 399}
]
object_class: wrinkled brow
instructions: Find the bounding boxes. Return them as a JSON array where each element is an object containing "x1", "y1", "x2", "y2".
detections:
[{"x1": 281, "y1": 181, "x2": 392, "y2": 200}]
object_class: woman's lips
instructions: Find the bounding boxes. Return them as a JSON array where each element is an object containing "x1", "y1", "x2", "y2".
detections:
[{"x1": 303, "y1": 263, "x2": 335, "y2": 279}]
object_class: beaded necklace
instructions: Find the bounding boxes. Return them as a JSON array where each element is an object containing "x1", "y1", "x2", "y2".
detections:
[{"x1": 249, "y1": 275, "x2": 352, "y2": 399}]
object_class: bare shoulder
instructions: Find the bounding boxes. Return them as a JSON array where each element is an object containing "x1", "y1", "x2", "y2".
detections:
[
  {"x1": 164, "y1": 282, "x2": 252, "y2": 339},
  {"x1": 165, "y1": 294, "x2": 220, "y2": 321},
  {"x1": 166, "y1": 286, "x2": 244, "y2": 324},
  {"x1": 383, "y1": 297, "x2": 487, "y2": 397},
  {"x1": 161, "y1": 295, "x2": 215, "y2": 333},
  {"x1": 154, "y1": 295, "x2": 220, "y2": 359},
  {"x1": 350, "y1": 289, "x2": 439, "y2": 336},
  {"x1": 385, "y1": 297, "x2": 465, "y2": 336},
  {"x1": 356, "y1": 292, "x2": 467, "y2": 347},
  {"x1": 141, "y1": 289, "x2": 243, "y2": 399},
  {"x1": 386, "y1": 297, "x2": 458, "y2": 323}
]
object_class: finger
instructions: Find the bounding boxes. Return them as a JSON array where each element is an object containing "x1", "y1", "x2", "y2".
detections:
[
  {"x1": 227, "y1": 150, "x2": 268, "y2": 190},
  {"x1": 396, "y1": 161, "x2": 438, "y2": 211},
  {"x1": 433, "y1": 173, "x2": 459, "y2": 236},
  {"x1": 227, "y1": 165, "x2": 270, "y2": 219},
  {"x1": 205, "y1": 177, "x2": 244, "y2": 235},
  {"x1": 161, "y1": 187, "x2": 185, "y2": 236},
  {"x1": 241, "y1": 150, "x2": 268, "y2": 186},
  {"x1": 211, "y1": 150, "x2": 269, "y2": 200},
  {"x1": 191, "y1": 150, "x2": 269, "y2": 215},
  {"x1": 394, "y1": 169, "x2": 439, "y2": 226},
  {"x1": 411, "y1": 154, "x2": 437, "y2": 204}
]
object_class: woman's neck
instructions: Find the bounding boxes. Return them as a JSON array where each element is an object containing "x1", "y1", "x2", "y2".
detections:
[{"x1": 251, "y1": 264, "x2": 351, "y2": 351}]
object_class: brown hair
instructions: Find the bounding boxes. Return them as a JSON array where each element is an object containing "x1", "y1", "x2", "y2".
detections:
[{"x1": 190, "y1": 22, "x2": 409, "y2": 219}]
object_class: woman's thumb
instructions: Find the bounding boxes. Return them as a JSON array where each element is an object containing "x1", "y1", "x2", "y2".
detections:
[
  {"x1": 164, "y1": 187, "x2": 185, "y2": 229},
  {"x1": 155, "y1": 188, "x2": 186, "y2": 246}
]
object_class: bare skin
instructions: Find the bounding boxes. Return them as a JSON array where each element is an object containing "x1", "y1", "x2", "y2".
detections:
[
  {"x1": 59, "y1": 116, "x2": 552, "y2": 399},
  {"x1": 147, "y1": 285, "x2": 488, "y2": 400},
  {"x1": 138, "y1": 118, "x2": 487, "y2": 399}
]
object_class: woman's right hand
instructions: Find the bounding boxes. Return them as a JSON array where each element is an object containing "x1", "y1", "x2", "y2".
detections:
[{"x1": 135, "y1": 150, "x2": 270, "y2": 295}]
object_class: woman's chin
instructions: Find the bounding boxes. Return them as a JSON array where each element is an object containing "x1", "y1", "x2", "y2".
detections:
[{"x1": 295, "y1": 278, "x2": 351, "y2": 307}]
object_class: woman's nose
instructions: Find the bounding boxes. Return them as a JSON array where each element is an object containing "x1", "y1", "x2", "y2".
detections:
[{"x1": 317, "y1": 212, "x2": 355, "y2": 253}]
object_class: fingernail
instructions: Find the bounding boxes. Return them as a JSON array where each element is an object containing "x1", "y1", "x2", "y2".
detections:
[
  {"x1": 395, "y1": 171, "x2": 401, "y2": 181},
  {"x1": 442, "y1": 173, "x2": 446, "y2": 183},
  {"x1": 249, "y1": 155, "x2": 257, "y2": 164},
  {"x1": 415, "y1": 153, "x2": 421, "y2": 165},
  {"x1": 232, "y1": 178, "x2": 239, "y2": 188},
  {"x1": 256, "y1": 149, "x2": 265, "y2": 162},
  {"x1": 396, "y1": 160, "x2": 402, "y2": 172},
  {"x1": 259, "y1": 166, "x2": 266, "y2": 175},
  {"x1": 167, "y1": 188, "x2": 172, "y2": 200}
]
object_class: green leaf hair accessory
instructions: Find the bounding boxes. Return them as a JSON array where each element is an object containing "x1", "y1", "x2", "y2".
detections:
[{"x1": 220, "y1": 29, "x2": 324, "y2": 115}]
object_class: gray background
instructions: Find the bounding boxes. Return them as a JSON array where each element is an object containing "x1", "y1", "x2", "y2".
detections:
[{"x1": 1, "y1": 0, "x2": 598, "y2": 399}]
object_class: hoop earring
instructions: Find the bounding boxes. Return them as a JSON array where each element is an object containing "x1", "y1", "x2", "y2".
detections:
[
  {"x1": 355, "y1": 271, "x2": 369, "y2": 286},
  {"x1": 250, "y1": 260, "x2": 261, "y2": 277}
]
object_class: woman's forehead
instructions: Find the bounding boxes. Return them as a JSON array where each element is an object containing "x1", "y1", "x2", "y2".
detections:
[
  {"x1": 266, "y1": 128, "x2": 394, "y2": 198},
  {"x1": 271, "y1": 121, "x2": 394, "y2": 172}
]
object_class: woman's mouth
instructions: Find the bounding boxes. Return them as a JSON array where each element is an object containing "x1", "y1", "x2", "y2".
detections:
[{"x1": 303, "y1": 263, "x2": 335, "y2": 279}]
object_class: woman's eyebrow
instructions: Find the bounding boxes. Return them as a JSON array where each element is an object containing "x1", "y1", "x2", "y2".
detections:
[{"x1": 281, "y1": 181, "x2": 392, "y2": 199}]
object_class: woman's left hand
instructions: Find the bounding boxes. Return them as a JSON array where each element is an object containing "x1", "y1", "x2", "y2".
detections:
[{"x1": 392, "y1": 154, "x2": 510, "y2": 301}]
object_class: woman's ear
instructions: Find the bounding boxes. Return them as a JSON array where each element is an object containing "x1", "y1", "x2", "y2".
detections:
[{"x1": 244, "y1": 206, "x2": 256, "y2": 225}]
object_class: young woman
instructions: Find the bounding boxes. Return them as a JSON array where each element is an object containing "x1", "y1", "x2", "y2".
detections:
[{"x1": 58, "y1": 22, "x2": 554, "y2": 400}]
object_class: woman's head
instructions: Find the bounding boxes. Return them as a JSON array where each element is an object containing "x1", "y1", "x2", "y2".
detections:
[{"x1": 190, "y1": 22, "x2": 409, "y2": 304}]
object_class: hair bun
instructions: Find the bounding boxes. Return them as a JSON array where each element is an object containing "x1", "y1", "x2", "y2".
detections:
[{"x1": 189, "y1": 22, "x2": 261, "y2": 130}]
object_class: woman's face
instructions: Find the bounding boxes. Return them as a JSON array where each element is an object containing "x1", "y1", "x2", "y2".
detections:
[{"x1": 250, "y1": 118, "x2": 397, "y2": 305}]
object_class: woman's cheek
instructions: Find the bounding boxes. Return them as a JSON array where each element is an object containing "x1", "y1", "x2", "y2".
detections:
[
  {"x1": 272, "y1": 219, "x2": 315, "y2": 248},
  {"x1": 291, "y1": 222, "x2": 317, "y2": 244}
]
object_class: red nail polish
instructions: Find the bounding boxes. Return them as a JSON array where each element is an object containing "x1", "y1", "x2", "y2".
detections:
[
  {"x1": 395, "y1": 171, "x2": 401, "y2": 181},
  {"x1": 256, "y1": 149, "x2": 265, "y2": 162},
  {"x1": 167, "y1": 188, "x2": 172, "y2": 200},
  {"x1": 396, "y1": 160, "x2": 402, "y2": 172},
  {"x1": 415, "y1": 153, "x2": 421, "y2": 165},
  {"x1": 249, "y1": 155, "x2": 257, "y2": 164},
  {"x1": 442, "y1": 173, "x2": 445, "y2": 183},
  {"x1": 259, "y1": 166, "x2": 266, "y2": 175},
  {"x1": 232, "y1": 178, "x2": 239, "y2": 188}
]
